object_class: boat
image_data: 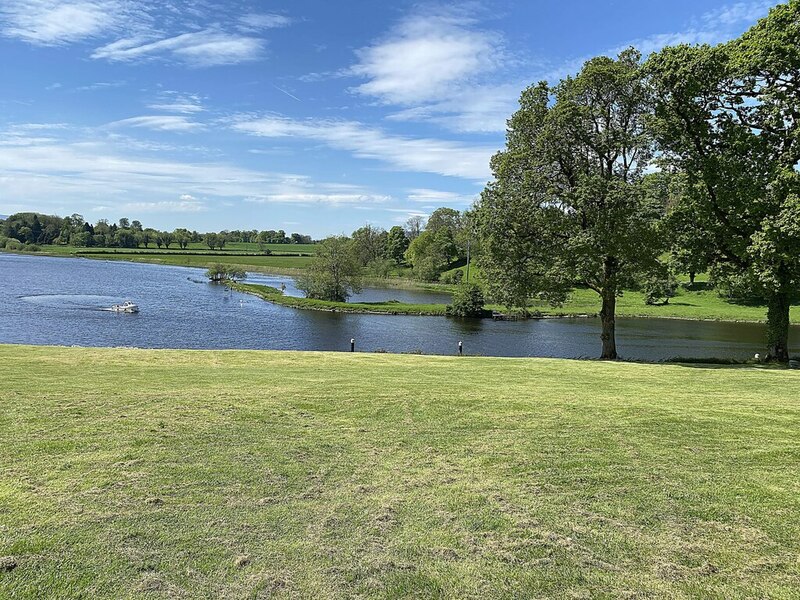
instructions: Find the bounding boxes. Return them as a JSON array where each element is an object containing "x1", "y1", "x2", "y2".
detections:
[{"x1": 110, "y1": 300, "x2": 139, "y2": 313}]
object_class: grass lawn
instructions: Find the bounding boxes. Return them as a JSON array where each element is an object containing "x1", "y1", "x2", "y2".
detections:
[
  {"x1": 523, "y1": 285, "x2": 800, "y2": 323},
  {"x1": 1, "y1": 345, "x2": 799, "y2": 598},
  {"x1": 76, "y1": 252, "x2": 313, "y2": 272}
]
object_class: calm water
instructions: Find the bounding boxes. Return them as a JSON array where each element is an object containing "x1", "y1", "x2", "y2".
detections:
[{"x1": 1, "y1": 253, "x2": 797, "y2": 360}]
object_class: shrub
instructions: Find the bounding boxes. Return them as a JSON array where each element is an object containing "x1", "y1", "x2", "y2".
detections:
[
  {"x1": 4, "y1": 238, "x2": 23, "y2": 251},
  {"x1": 439, "y1": 269, "x2": 463, "y2": 285},
  {"x1": 365, "y1": 258, "x2": 394, "y2": 279},
  {"x1": 644, "y1": 274, "x2": 678, "y2": 305},
  {"x1": 446, "y1": 283, "x2": 486, "y2": 318}
]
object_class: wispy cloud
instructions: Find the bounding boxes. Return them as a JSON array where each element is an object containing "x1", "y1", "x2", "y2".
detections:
[
  {"x1": 233, "y1": 115, "x2": 493, "y2": 181},
  {"x1": 108, "y1": 116, "x2": 205, "y2": 132},
  {"x1": 0, "y1": 0, "x2": 129, "y2": 45},
  {"x1": 407, "y1": 188, "x2": 474, "y2": 204},
  {"x1": 148, "y1": 92, "x2": 204, "y2": 114},
  {"x1": 350, "y1": 6, "x2": 505, "y2": 106},
  {"x1": 0, "y1": 129, "x2": 391, "y2": 211},
  {"x1": 92, "y1": 30, "x2": 264, "y2": 66},
  {"x1": 117, "y1": 198, "x2": 207, "y2": 213},
  {"x1": 615, "y1": 0, "x2": 774, "y2": 56},
  {"x1": 238, "y1": 13, "x2": 293, "y2": 32},
  {"x1": 1, "y1": 2, "x2": 294, "y2": 67}
]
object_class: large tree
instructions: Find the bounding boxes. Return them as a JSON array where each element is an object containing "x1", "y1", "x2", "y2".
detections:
[
  {"x1": 351, "y1": 224, "x2": 387, "y2": 267},
  {"x1": 475, "y1": 49, "x2": 663, "y2": 359},
  {"x1": 297, "y1": 236, "x2": 363, "y2": 302},
  {"x1": 384, "y1": 226, "x2": 409, "y2": 265},
  {"x1": 647, "y1": 1, "x2": 800, "y2": 361}
]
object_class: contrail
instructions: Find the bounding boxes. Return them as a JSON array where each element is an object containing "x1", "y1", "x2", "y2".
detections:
[{"x1": 273, "y1": 85, "x2": 301, "y2": 102}]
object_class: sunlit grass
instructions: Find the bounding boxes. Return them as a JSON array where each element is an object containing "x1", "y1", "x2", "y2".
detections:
[{"x1": 1, "y1": 345, "x2": 799, "y2": 598}]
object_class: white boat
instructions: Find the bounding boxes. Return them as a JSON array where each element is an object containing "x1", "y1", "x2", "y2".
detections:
[{"x1": 110, "y1": 300, "x2": 139, "y2": 313}]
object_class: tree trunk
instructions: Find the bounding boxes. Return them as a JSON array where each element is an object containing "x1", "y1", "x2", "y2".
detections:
[
  {"x1": 766, "y1": 291, "x2": 791, "y2": 362},
  {"x1": 689, "y1": 271, "x2": 696, "y2": 285},
  {"x1": 600, "y1": 287, "x2": 618, "y2": 360}
]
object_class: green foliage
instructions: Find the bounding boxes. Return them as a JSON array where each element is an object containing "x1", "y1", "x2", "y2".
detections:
[
  {"x1": 4, "y1": 238, "x2": 23, "y2": 250},
  {"x1": 205, "y1": 264, "x2": 247, "y2": 282},
  {"x1": 446, "y1": 283, "x2": 486, "y2": 317},
  {"x1": 297, "y1": 236, "x2": 362, "y2": 302},
  {"x1": 476, "y1": 49, "x2": 663, "y2": 358},
  {"x1": 643, "y1": 273, "x2": 678, "y2": 305},
  {"x1": 364, "y1": 257, "x2": 394, "y2": 279},
  {"x1": 351, "y1": 224, "x2": 387, "y2": 267},
  {"x1": 405, "y1": 229, "x2": 457, "y2": 282},
  {"x1": 384, "y1": 225, "x2": 409, "y2": 265},
  {"x1": 647, "y1": 3, "x2": 800, "y2": 360},
  {"x1": 439, "y1": 269, "x2": 463, "y2": 285}
]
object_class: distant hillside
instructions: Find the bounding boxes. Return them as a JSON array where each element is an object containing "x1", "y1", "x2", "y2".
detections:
[{"x1": 0, "y1": 215, "x2": 8, "y2": 221}]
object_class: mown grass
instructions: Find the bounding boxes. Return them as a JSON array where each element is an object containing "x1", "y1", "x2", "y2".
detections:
[
  {"x1": 524, "y1": 285, "x2": 800, "y2": 323},
  {"x1": 78, "y1": 252, "x2": 314, "y2": 273},
  {"x1": 1, "y1": 345, "x2": 799, "y2": 598},
  {"x1": 234, "y1": 283, "x2": 449, "y2": 315}
]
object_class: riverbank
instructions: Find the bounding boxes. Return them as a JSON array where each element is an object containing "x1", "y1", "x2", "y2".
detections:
[
  {"x1": 233, "y1": 283, "x2": 449, "y2": 315},
  {"x1": 2, "y1": 344, "x2": 799, "y2": 598}
]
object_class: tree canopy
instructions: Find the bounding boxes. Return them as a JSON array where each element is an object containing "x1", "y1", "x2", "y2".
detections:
[
  {"x1": 647, "y1": 0, "x2": 800, "y2": 360},
  {"x1": 476, "y1": 49, "x2": 663, "y2": 359}
]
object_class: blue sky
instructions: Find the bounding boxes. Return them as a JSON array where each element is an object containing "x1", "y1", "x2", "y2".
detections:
[{"x1": 0, "y1": 0, "x2": 778, "y2": 236}]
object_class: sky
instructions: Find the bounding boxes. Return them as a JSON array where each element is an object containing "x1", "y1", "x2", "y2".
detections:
[{"x1": 0, "y1": 0, "x2": 780, "y2": 236}]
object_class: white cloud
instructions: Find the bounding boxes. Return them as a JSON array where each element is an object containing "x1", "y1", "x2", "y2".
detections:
[
  {"x1": 616, "y1": 0, "x2": 773, "y2": 56},
  {"x1": 0, "y1": 132, "x2": 391, "y2": 211},
  {"x1": 702, "y1": 1, "x2": 774, "y2": 26},
  {"x1": 0, "y1": 0, "x2": 123, "y2": 45},
  {"x1": 233, "y1": 115, "x2": 493, "y2": 181},
  {"x1": 120, "y1": 199, "x2": 207, "y2": 213},
  {"x1": 92, "y1": 30, "x2": 264, "y2": 66},
  {"x1": 109, "y1": 116, "x2": 205, "y2": 132},
  {"x1": 148, "y1": 93, "x2": 204, "y2": 114},
  {"x1": 407, "y1": 188, "x2": 474, "y2": 204},
  {"x1": 239, "y1": 13, "x2": 292, "y2": 31},
  {"x1": 350, "y1": 9, "x2": 504, "y2": 106},
  {"x1": 246, "y1": 192, "x2": 390, "y2": 205}
]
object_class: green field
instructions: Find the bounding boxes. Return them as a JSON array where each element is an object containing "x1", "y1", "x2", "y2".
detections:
[
  {"x1": 78, "y1": 252, "x2": 314, "y2": 272},
  {"x1": 38, "y1": 242, "x2": 318, "y2": 255},
  {"x1": 1, "y1": 345, "x2": 799, "y2": 598},
  {"x1": 524, "y1": 285, "x2": 800, "y2": 324}
]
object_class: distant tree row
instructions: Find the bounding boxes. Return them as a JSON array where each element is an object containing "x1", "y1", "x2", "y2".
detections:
[{"x1": 0, "y1": 213, "x2": 314, "y2": 250}]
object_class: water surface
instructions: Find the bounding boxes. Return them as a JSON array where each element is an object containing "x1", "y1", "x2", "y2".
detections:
[{"x1": 1, "y1": 253, "x2": 796, "y2": 360}]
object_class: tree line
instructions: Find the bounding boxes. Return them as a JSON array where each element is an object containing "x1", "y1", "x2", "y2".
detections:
[
  {"x1": 0, "y1": 213, "x2": 314, "y2": 251},
  {"x1": 474, "y1": 1, "x2": 800, "y2": 361}
]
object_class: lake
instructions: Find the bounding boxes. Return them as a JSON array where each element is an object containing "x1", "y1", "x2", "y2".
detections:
[{"x1": 1, "y1": 252, "x2": 797, "y2": 360}]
